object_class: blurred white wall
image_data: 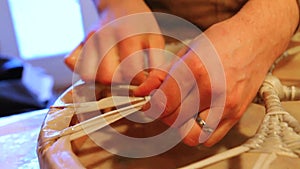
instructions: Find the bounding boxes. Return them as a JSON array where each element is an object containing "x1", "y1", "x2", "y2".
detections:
[{"x1": 0, "y1": 0, "x2": 99, "y2": 89}]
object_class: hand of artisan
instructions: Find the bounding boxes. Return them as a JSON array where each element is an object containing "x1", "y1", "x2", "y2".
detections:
[
  {"x1": 65, "y1": 0, "x2": 299, "y2": 147},
  {"x1": 134, "y1": 0, "x2": 299, "y2": 146},
  {"x1": 134, "y1": 19, "x2": 271, "y2": 147},
  {"x1": 65, "y1": 0, "x2": 165, "y2": 85}
]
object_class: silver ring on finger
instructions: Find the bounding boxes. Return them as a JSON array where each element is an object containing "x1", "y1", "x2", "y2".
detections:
[{"x1": 196, "y1": 116, "x2": 214, "y2": 134}]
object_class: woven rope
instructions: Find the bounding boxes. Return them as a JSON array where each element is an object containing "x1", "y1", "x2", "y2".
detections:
[
  {"x1": 180, "y1": 75, "x2": 300, "y2": 169},
  {"x1": 181, "y1": 32, "x2": 300, "y2": 168},
  {"x1": 245, "y1": 75, "x2": 300, "y2": 157}
]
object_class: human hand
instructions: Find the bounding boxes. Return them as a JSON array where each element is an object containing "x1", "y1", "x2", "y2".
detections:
[
  {"x1": 134, "y1": 16, "x2": 282, "y2": 146},
  {"x1": 134, "y1": 0, "x2": 298, "y2": 146},
  {"x1": 65, "y1": 0, "x2": 165, "y2": 85}
]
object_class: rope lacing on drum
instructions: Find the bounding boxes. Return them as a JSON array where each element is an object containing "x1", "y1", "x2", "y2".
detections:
[
  {"x1": 244, "y1": 75, "x2": 300, "y2": 157},
  {"x1": 180, "y1": 75, "x2": 300, "y2": 169}
]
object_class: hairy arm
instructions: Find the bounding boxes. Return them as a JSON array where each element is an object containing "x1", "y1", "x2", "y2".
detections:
[{"x1": 134, "y1": 0, "x2": 300, "y2": 146}]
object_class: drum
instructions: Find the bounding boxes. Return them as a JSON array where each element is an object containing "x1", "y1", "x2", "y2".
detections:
[{"x1": 37, "y1": 34, "x2": 300, "y2": 169}]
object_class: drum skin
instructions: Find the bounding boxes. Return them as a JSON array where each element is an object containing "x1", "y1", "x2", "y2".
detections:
[
  {"x1": 37, "y1": 81, "x2": 300, "y2": 169},
  {"x1": 37, "y1": 36, "x2": 300, "y2": 169}
]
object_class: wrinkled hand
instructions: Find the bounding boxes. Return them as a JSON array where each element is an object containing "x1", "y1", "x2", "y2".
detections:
[
  {"x1": 65, "y1": 0, "x2": 165, "y2": 85},
  {"x1": 65, "y1": 0, "x2": 297, "y2": 147},
  {"x1": 134, "y1": 18, "x2": 274, "y2": 147}
]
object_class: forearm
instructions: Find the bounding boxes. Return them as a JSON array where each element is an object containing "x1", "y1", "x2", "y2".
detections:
[
  {"x1": 205, "y1": 0, "x2": 299, "y2": 75},
  {"x1": 236, "y1": 0, "x2": 299, "y2": 33},
  {"x1": 234, "y1": 0, "x2": 299, "y2": 55},
  {"x1": 230, "y1": 0, "x2": 299, "y2": 63}
]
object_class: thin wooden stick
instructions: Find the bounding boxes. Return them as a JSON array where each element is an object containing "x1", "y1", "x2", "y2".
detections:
[
  {"x1": 69, "y1": 99, "x2": 148, "y2": 141},
  {"x1": 51, "y1": 96, "x2": 145, "y2": 114},
  {"x1": 178, "y1": 146, "x2": 250, "y2": 169},
  {"x1": 44, "y1": 96, "x2": 150, "y2": 142},
  {"x1": 252, "y1": 153, "x2": 277, "y2": 169}
]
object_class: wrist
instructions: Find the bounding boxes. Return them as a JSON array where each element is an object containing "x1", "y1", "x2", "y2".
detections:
[
  {"x1": 232, "y1": 0, "x2": 299, "y2": 38},
  {"x1": 228, "y1": 0, "x2": 298, "y2": 61}
]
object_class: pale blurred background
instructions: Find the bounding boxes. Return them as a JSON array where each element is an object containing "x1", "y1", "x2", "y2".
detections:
[{"x1": 0, "y1": 0, "x2": 99, "y2": 115}]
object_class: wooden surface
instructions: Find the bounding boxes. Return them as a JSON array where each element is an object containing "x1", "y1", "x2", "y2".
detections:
[{"x1": 0, "y1": 109, "x2": 47, "y2": 169}]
